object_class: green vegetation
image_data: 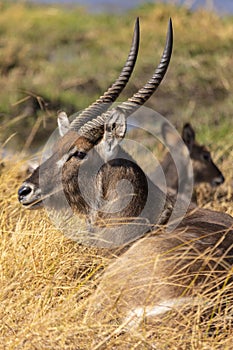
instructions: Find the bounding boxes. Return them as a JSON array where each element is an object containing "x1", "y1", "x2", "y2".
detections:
[{"x1": 0, "y1": 2, "x2": 232, "y2": 150}]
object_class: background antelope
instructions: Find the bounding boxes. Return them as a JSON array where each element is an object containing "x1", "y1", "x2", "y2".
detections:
[{"x1": 160, "y1": 122, "x2": 224, "y2": 191}]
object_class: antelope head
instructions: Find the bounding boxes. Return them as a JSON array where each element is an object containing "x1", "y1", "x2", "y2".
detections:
[
  {"x1": 182, "y1": 123, "x2": 225, "y2": 187},
  {"x1": 18, "y1": 18, "x2": 140, "y2": 210},
  {"x1": 18, "y1": 19, "x2": 173, "y2": 229}
]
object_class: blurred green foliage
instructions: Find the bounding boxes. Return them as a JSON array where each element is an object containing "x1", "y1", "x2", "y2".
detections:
[{"x1": 0, "y1": 2, "x2": 232, "y2": 150}]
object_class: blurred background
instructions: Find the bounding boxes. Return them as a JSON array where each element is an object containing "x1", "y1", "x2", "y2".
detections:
[
  {"x1": 29, "y1": 0, "x2": 233, "y2": 15},
  {"x1": 0, "y1": 0, "x2": 232, "y2": 153}
]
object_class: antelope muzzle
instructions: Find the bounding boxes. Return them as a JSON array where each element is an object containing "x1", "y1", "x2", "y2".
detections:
[{"x1": 18, "y1": 182, "x2": 43, "y2": 209}]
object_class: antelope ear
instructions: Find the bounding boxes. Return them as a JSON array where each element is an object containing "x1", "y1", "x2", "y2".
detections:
[
  {"x1": 162, "y1": 122, "x2": 189, "y2": 158},
  {"x1": 99, "y1": 109, "x2": 127, "y2": 160},
  {"x1": 182, "y1": 123, "x2": 195, "y2": 152},
  {"x1": 57, "y1": 111, "x2": 70, "y2": 136}
]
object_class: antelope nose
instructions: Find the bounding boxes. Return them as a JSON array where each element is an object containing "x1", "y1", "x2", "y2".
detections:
[
  {"x1": 212, "y1": 174, "x2": 225, "y2": 186},
  {"x1": 18, "y1": 184, "x2": 33, "y2": 201}
]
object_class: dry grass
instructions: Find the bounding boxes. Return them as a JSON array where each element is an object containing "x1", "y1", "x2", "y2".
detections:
[{"x1": 0, "y1": 139, "x2": 232, "y2": 349}]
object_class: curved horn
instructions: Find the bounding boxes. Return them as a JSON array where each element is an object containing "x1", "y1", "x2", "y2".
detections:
[
  {"x1": 78, "y1": 18, "x2": 173, "y2": 142},
  {"x1": 70, "y1": 17, "x2": 140, "y2": 131},
  {"x1": 115, "y1": 17, "x2": 173, "y2": 116}
]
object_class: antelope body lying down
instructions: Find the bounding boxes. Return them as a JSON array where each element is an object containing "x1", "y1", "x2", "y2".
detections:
[
  {"x1": 18, "y1": 18, "x2": 233, "y2": 326},
  {"x1": 85, "y1": 208, "x2": 233, "y2": 328}
]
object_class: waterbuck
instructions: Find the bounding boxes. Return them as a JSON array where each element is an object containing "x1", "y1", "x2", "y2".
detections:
[
  {"x1": 18, "y1": 13, "x2": 232, "y2": 262},
  {"x1": 18, "y1": 17, "x2": 233, "y2": 328},
  {"x1": 18, "y1": 19, "x2": 180, "y2": 247},
  {"x1": 158, "y1": 122, "x2": 225, "y2": 196}
]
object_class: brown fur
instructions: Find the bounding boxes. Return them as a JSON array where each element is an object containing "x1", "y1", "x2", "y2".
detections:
[
  {"x1": 18, "y1": 123, "x2": 228, "y2": 248},
  {"x1": 85, "y1": 207, "x2": 233, "y2": 326},
  {"x1": 160, "y1": 123, "x2": 224, "y2": 193},
  {"x1": 20, "y1": 125, "x2": 172, "y2": 246}
]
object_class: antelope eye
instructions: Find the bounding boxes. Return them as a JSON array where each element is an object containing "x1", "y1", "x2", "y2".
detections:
[
  {"x1": 202, "y1": 152, "x2": 210, "y2": 162},
  {"x1": 73, "y1": 151, "x2": 87, "y2": 160}
]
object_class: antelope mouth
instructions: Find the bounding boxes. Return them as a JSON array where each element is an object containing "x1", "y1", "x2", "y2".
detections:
[{"x1": 22, "y1": 199, "x2": 43, "y2": 209}]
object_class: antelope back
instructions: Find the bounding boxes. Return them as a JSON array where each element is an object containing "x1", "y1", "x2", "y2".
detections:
[{"x1": 85, "y1": 207, "x2": 233, "y2": 327}]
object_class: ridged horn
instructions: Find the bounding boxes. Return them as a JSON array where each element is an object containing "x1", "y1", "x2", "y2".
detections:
[
  {"x1": 78, "y1": 18, "x2": 173, "y2": 142},
  {"x1": 114, "y1": 17, "x2": 173, "y2": 116},
  {"x1": 70, "y1": 17, "x2": 140, "y2": 132}
]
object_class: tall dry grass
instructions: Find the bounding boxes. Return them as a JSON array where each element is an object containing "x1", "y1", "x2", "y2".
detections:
[{"x1": 0, "y1": 138, "x2": 232, "y2": 349}]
